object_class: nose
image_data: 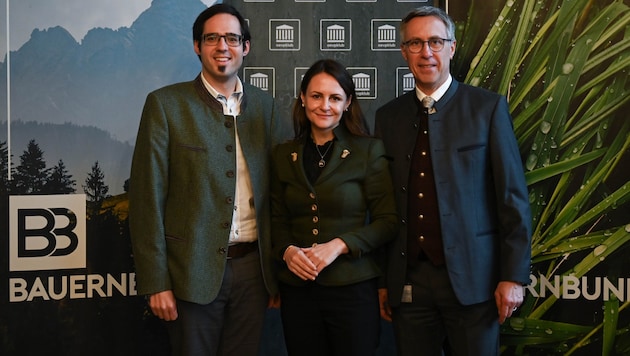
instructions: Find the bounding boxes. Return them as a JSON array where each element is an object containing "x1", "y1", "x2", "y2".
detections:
[
  {"x1": 319, "y1": 99, "x2": 331, "y2": 110},
  {"x1": 420, "y1": 42, "x2": 433, "y2": 56},
  {"x1": 216, "y1": 36, "x2": 229, "y2": 49}
]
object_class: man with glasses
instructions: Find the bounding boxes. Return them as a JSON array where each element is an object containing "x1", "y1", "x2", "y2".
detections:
[
  {"x1": 129, "y1": 4, "x2": 287, "y2": 355},
  {"x1": 375, "y1": 6, "x2": 532, "y2": 355}
]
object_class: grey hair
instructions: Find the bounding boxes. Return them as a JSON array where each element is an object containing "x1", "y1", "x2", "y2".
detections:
[{"x1": 400, "y1": 6, "x2": 456, "y2": 42}]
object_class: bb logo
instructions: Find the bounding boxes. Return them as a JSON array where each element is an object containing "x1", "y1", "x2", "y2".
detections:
[{"x1": 9, "y1": 194, "x2": 86, "y2": 271}]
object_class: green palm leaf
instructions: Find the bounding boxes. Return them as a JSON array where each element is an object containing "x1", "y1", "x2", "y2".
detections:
[{"x1": 459, "y1": 0, "x2": 630, "y2": 353}]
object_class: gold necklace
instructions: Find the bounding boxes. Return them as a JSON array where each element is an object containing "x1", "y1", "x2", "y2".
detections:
[{"x1": 314, "y1": 141, "x2": 333, "y2": 168}]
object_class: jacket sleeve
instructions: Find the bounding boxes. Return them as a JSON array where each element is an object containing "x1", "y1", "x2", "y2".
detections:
[
  {"x1": 490, "y1": 96, "x2": 532, "y2": 284},
  {"x1": 337, "y1": 139, "x2": 399, "y2": 258},
  {"x1": 128, "y1": 91, "x2": 172, "y2": 296},
  {"x1": 270, "y1": 144, "x2": 295, "y2": 261}
]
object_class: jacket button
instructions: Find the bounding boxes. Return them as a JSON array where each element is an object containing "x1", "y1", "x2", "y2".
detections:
[
  {"x1": 226, "y1": 145, "x2": 233, "y2": 152},
  {"x1": 312, "y1": 229, "x2": 319, "y2": 235},
  {"x1": 311, "y1": 204, "x2": 317, "y2": 211},
  {"x1": 224, "y1": 121, "x2": 233, "y2": 128},
  {"x1": 218, "y1": 247, "x2": 227, "y2": 254},
  {"x1": 309, "y1": 192, "x2": 316, "y2": 199},
  {"x1": 226, "y1": 170, "x2": 235, "y2": 178},
  {"x1": 312, "y1": 216, "x2": 319, "y2": 223},
  {"x1": 221, "y1": 222, "x2": 230, "y2": 228},
  {"x1": 226, "y1": 197, "x2": 233, "y2": 204}
]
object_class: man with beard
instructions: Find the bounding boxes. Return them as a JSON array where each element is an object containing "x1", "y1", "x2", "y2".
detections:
[{"x1": 129, "y1": 4, "x2": 288, "y2": 355}]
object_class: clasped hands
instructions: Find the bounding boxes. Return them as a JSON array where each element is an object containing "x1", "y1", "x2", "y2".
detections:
[{"x1": 283, "y1": 238, "x2": 348, "y2": 281}]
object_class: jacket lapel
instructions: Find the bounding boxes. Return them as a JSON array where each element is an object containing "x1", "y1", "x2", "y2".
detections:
[
  {"x1": 316, "y1": 141, "x2": 351, "y2": 183},
  {"x1": 285, "y1": 141, "x2": 314, "y2": 189},
  {"x1": 316, "y1": 126, "x2": 353, "y2": 183}
]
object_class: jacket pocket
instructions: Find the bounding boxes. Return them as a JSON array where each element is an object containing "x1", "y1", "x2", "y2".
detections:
[
  {"x1": 177, "y1": 143, "x2": 206, "y2": 152},
  {"x1": 457, "y1": 143, "x2": 486, "y2": 152}
]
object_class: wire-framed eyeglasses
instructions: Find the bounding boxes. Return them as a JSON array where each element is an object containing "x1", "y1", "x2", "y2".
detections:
[
  {"x1": 402, "y1": 38, "x2": 452, "y2": 53},
  {"x1": 202, "y1": 33, "x2": 243, "y2": 47}
]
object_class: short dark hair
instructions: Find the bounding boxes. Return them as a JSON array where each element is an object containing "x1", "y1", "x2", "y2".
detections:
[
  {"x1": 293, "y1": 59, "x2": 370, "y2": 141},
  {"x1": 192, "y1": 4, "x2": 251, "y2": 49}
]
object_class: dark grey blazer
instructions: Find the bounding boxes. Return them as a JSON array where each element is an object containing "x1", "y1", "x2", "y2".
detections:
[{"x1": 375, "y1": 80, "x2": 532, "y2": 307}]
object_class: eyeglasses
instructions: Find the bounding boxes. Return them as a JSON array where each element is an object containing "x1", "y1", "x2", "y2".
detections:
[
  {"x1": 202, "y1": 33, "x2": 243, "y2": 47},
  {"x1": 402, "y1": 38, "x2": 452, "y2": 53}
]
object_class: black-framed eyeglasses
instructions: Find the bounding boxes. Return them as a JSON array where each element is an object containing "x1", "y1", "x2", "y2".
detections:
[
  {"x1": 402, "y1": 38, "x2": 452, "y2": 53},
  {"x1": 202, "y1": 33, "x2": 243, "y2": 47}
]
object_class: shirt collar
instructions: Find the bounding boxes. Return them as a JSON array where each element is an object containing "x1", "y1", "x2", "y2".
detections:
[
  {"x1": 415, "y1": 74, "x2": 452, "y2": 103},
  {"x1": 199, "y1": 73, "x2": 243, "y2": 101}
]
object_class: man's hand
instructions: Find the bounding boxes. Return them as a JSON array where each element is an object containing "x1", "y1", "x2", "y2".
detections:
[
  {"x1": 268, "y1": 294, "x2": 281, "y2": 309},
  {"x1": 494, "y1": 281, "x2": 523, "y2": 324},
  {"x1": 378, "y1": 288, "x2": 392, "y2": 322},
  {"x1": 149, "y1": 290, "x2": 178, "y2": 321}
]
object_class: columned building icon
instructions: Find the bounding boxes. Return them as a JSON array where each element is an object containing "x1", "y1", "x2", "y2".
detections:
[
  {"x1": 403, "y1": 73, "x2": 415, "y2": 92},
  {"x1": 276, "y1": 24, "x2": 294, "y2": 43},
  {"x1": 352, "y1": 73, "x2": 371, "y2": 92},
  {"x1": 250, "y1": 73, "x2": 269, "y2": 91},
  {"x1": 377, "y1": 24, "x2": 396, "y2": 44},
  {"x1": 326, "y1": 24, "x2": 345, "y2": 43}
]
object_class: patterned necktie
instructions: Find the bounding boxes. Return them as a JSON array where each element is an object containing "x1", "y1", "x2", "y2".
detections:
[{"x1": 422, "y1": 96, "x2": 436, "y2": 114}]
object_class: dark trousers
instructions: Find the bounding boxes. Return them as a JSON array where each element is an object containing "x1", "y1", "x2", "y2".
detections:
[
  {"x1": 392, "y1": 260, "x2": 499, "y2": 356},
  {"x1": 280, "y1": 278, "x2": 380, "y2": 356},
  {"x1": 166, "y1": 251, "x2": 268, "y2": 356}
]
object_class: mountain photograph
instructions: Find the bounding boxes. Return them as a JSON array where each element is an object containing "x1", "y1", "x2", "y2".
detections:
[{"x1": 0, "y1": 0, "x2": 209, "y2": 194}]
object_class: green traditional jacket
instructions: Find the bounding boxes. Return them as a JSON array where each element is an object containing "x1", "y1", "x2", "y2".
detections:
[{"x1": 271, "y1": 125, "x2": 398, "y2": 287}]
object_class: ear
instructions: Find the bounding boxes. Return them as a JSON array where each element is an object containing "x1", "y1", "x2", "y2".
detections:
[
  {"x1": 449, "y1": 40, "x2": 457, "y2": 59},
  {"x1": 243, "y1": 40, "x2": 250, "y2": 56},
  {"x1": 400, "y1": 45, "x2": 408, "y2": 62},
  {"x1": 194, "y1": 41, "x2": 201, "y2": 56}
]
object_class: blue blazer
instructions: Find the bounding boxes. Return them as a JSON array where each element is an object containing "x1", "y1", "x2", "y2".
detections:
[{"x1": 375, "y1": 80, "x2": 532, "y2": 306}]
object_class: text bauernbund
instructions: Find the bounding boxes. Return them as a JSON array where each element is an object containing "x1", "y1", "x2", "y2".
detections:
[
  {"x1": 527, "y1": 274, "x2": 630, "y2": 301},
  {"x1": 9, "y1": 273, "x2": 137, "y2": 302}
]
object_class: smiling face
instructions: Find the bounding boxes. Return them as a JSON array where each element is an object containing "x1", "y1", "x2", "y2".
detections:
[
  {"x1": 300, "y1": 72, "x2": 351, "y2": 142},
  {"x1": 401, "y1": 15, "x2": 456, "y2": 95},
  {"x1": 194, "y1": 13, "x2": 249, "y2": 89}
]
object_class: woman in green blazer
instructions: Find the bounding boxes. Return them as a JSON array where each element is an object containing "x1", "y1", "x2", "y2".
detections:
[{"x1": 270, "y1": 59, "x2": 398, "y2": 356}]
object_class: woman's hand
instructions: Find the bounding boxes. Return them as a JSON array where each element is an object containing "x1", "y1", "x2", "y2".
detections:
[
  {"x1": 302, "y1": 238, "x2": 349, "y2": 273},
  {"x1": 283, "y1": 245, "x2": 318, "y2": 281}
]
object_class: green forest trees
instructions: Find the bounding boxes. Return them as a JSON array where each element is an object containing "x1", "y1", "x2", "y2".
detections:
[
  {"x1": 0, "y1": 141, "x2": 9, "y2": 196},
  {"x1": 0, "y1": 140, "x2": 108, "y2": 199}
]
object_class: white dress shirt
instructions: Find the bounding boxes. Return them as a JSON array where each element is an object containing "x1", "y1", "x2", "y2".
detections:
[{"x1": 200, "y1": 74, "x2": 257, "y2": 243}]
